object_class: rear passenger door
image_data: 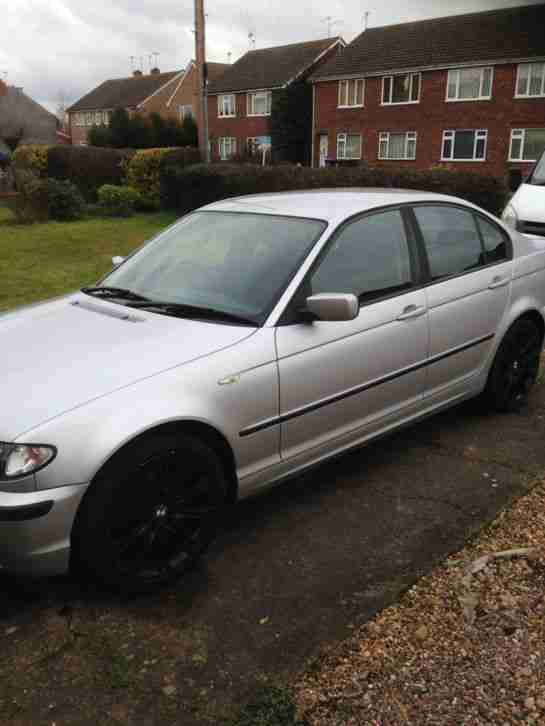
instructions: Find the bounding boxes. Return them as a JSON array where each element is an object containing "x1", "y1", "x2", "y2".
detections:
[{"x1": 411, "y1": 204, "x2": 512, "y2": 398}]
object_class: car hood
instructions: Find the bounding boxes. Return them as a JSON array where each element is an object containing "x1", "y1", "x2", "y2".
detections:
[{"x1": 0, "y1": 294, "x2": 256, "y2": 440}]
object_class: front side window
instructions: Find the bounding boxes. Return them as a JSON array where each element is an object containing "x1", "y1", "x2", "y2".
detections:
[
  {"x1": 378, "y1": 132, "x2": 417, "y2": 160},
  {"x1": 446, "y1": 67, "x2": 493, "y2": 101},
  {"x1": 414, "y1": 205, "x2": 484, "y2": 280},
  {"x1": 382, "y1": 73, "x2": 420, "y2": 104},
  {"x1": 337, "y1": 133, "x2": 362, "y2": 160},
  {"x1": 310, "y1": 209, "x2": 412, "y2": 302},
  {"x1": 94, "y1": 111, "x2": 102, "y2": 125},
  {"x1": 102, "y1": 211, "x2": 326, "y2": 323},
  {"x1": 515, "y1": 63, "x2": 545, "y2": 98},
  {"x1": 218, "y1": 94, "x2": 236, "y2": 117},
  {"x1": 219, "y1": 137, "x2": 236, "y2": 160},
  {"x1": 85, "y1": 112, "x2": 93, "y2": 126},
  {"x1": 509, "y1": 128, "x2": 545, "y2": 162},
  {"x1": 247, "y1": 91, "x2": 272, "y2": 116},
  {"x1": 338, "y1": 79, "x2": 365, "y2": 107},
  {"x1": 441, "y1": 129, "x2": 487, "y2": 161}
]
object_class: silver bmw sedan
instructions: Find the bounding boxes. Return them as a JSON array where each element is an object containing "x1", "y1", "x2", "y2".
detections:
[{"x1": 1, "y1": 189, "x2": 544, "y2": 592}]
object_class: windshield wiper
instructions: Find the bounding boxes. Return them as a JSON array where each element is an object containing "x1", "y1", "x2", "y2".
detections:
[
  {"x1": 81, "y1": 286, "x2": 152, "y2": 303},
  {"x1": 128, "y1": 301, "x2": 257, "y2": 326}
]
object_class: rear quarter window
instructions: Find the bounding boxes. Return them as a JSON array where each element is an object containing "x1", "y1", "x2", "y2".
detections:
[{"x1": 414, "y1": 205, "x2": 485, "y2": 280}]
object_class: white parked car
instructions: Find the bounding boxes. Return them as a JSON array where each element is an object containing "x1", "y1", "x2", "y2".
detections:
[
  {"x1": 1, "y1": 189, "x2": 545, "y2": 592},
  {"x1": 503, "y1": 148, "x2": 545, "y2": 237}
]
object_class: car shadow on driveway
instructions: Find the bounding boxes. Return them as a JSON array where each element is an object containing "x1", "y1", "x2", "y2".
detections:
[{"x1": 1, "y1": 388, "x2": 544, "y2": 725}]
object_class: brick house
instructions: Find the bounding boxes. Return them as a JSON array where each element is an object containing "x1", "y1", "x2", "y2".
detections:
[
  {"x1": 207, "y1": 38, "x2": 344, "y2": 163},
  {"x1": 310, "y1": 4, "x2": 545, "y2": 180},
  {"x1": 67, "y1": 61, "x2": 228, "y2": 145}
]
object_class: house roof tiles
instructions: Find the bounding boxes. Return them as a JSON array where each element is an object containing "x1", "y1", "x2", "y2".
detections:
[
  {"x1": 312, "y1": 3, "x2": 545, "y2": 81},
  {"x1": 207, "y1": 38, "x2": 341, "y2": 94}
]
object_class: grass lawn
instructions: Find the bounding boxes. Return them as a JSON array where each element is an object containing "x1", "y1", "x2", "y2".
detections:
[{"x1": 0, "y1": 206, "x2": 178, "y2": 311}]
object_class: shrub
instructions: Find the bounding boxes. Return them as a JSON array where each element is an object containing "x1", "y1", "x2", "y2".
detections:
[
  {"x1": 47, "y1": 145, "x2": 134, "y2": 201},
  {"x1": 47, "y1": 178, "x2": 84, "y2": 221},
  {"x1": 161, "y1": 163, "x2": 508, "y2": 216},
  {"x1": 13, "y1": 172, "x2": 49, "y2": 223},
  {"x1": 127, "y1": 147, "x2": 201, "y2": 210},
  {"x1": 97, "y1": 184, "x2": 139, "y2": 217},
  {"x1": 12, "y1": 144, "x2": 50, "y2": 177}
]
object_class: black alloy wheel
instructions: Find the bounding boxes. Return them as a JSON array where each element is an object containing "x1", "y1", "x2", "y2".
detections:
[
  {"x1": 486, "y1": 319, "x2": 543, "y2": 412},
  {"x1": 72, "y1": 432, "x2": 228, "y2": 593}
]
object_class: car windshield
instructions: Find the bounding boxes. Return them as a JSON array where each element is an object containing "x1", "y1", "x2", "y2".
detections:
[
  {"x1": 100, "y1": 211, "x2": 326, "y2": 324},
  {"x1": 530, "y1": 150, "x2": 545, "y2": 185}
]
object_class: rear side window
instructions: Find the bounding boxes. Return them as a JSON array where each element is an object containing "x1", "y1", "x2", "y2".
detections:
[
  {"x1": 414, "y1": 205, "x2": 484, "y2": 280},
  {"x1": 476, "y1": 216, "x2": 509, "y2": 263},
  {"x1": 310, "y1": 209, "x2": 413, "y2": 303}
]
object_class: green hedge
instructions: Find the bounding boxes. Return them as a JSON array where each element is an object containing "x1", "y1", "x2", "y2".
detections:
[
  {"x1": 46, "y1": 145, "x2": 134, "y2": 201},
  {"x1": 161, "y1": 163, "x2": 508, "y2": 216},
  {"x1": 126, "y1": 147, "x2": 201, "y2": 210}
]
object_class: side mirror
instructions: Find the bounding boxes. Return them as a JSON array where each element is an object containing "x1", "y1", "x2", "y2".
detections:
[
  {"x1": 305, "y1": 293, "x2": 359, "y2": 322},
  {"x1": 112, "y1": 255, "x2": 125, "y2": 267}
]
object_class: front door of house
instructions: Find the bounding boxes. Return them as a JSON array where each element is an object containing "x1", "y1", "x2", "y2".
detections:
[{"x1": 319, "y1": 134, "x2": 328, "y2": 167}]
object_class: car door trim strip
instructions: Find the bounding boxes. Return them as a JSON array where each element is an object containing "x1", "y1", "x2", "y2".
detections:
[{"x1": 239, "y1": 332, "x2": 495, "y2": 437}]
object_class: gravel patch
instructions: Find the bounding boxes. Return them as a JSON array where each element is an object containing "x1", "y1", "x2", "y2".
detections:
[{"x1": 296, "y1": 479, "x2": 545, "y2": 726}]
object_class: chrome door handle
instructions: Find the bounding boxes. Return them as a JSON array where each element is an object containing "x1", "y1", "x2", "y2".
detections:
[
  {"x1": 488, "y1": 276, "x2": 509, "y2": 289},
  {"x1": 397, "y1": 304, "x2": 427, "y2": 321}
]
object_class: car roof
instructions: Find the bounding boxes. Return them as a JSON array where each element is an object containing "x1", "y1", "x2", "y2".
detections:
[{"x1": 200, "y1": 188, "x2": 473, "y2": 225}]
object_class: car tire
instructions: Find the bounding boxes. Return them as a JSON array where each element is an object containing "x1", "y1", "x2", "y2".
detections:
[
  {"x1": 484, "y1": 318, "x2": 543, "y2": 413},
  {"x1": 71, "y1": 431, "x2": 228, "y2": 594}
]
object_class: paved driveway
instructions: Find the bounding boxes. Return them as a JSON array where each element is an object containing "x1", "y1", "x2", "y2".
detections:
[{"x1": 1, "y1": 384, "x2": 545, "y2": 725}]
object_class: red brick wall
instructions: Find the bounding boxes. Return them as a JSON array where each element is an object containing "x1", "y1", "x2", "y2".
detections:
[
  {"x1": 207, "y1": 92, "x2": 271, "y2": 160},
  {"x1": 141, "y1": 67, "x2": 199, "y2": 123},
  {"x1": 313, "y1": 64, "x2": 545, "y2": 179}
]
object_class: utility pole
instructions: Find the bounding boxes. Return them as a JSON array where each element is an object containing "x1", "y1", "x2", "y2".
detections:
[{"x1": 194, "y1": 0, "x2": 209, "y2": 161}]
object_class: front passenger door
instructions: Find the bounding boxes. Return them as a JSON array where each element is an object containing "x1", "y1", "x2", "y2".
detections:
[{"x1": 275, "y1": 207, "x2": 430, "y2": 463}]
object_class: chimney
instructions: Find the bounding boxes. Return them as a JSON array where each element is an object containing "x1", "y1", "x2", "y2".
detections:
[
  {"x1": 0, "y1": 79, "x2": 8, "y2": 97},
  {"x1": 133, "y1": 69, "x2": 143, "y2": 77},
  {"x1": 150, "y1": 67, "x2": 161, "y2": 75}
]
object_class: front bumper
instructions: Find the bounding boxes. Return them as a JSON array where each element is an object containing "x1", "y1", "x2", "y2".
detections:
[{"x1": 0, "y1": 483, "x2": 89, "y2": 576}]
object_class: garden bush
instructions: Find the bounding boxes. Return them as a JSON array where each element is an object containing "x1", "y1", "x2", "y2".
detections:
[
  {"x1": 161, "y1": 163, "x2": 508, "y2": 216},
  {"x1": 97, "y1": 184, "x2": 139, "y2": 217},
  {"x1": 127, "y1": 147, "x2": 200, "y2": 210},
  {"x1": 12, "y1": 144, "x2": 49, "y2": 177},
  {"x1": 47, "y1": 145, "x2": 134, "y2": 202},
  {"x1": 47, "y1": 179, "x2": 84, "y2": 221},
  {"x1": 13, "y1": 172, "x2": 49, "y2": 223}
]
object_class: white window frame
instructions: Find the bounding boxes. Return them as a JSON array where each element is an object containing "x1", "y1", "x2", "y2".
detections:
[
  {"x1": 446, "y1": 67, "x2": 493, "y2": 102},
  {"x1": 219, "y1": 136, "x2": 236, "y2": 160},
  {"x1": 247, "y1": 91, "x2": 272, "y2": 117},
  {"x1": 441, "y1": 129, "x2": 488, "y2": 162},
  {"x1": 336, "y1": 132, "x2": 362, "y2": 160},
  {"x1": 85, "y1": 112, "x2": 93, "y2": 126},
  {"x1": 515, "y1": 62, "x2": 545, "y2": 99},
  {"x1": 337, "y1": 79, "x2": 365, "y2": 108},
  {"x1": 102, "y1": 111, "x2": 110, "y2": 126},
  {"x1": 378, "y1": 131, "x2": 417, "y2": 160},
  {"x1": 217, "y1": 94, "x2": 236, "y2": 118},
  {"x1": 178, "y1": 104, "x2": 193, "y2": 121},
  {"x1": 381, "y1": 72, "x2": 421, "y2": 105},
  {"x1": 94, "y1": 111, "x2": 102, "y2": 125},
  {"x1": 508, "y1": 128, "x2": 545, "y2": 162}
]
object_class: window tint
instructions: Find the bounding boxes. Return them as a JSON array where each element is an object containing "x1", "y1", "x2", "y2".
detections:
[
  {"x1": 414, "y1": 206, "x2": 484, "y2": 280},
  {"x1": 310, "y1": 210, "x2": 412, "y2": 302},
  {"x1": 476, "y1": 216, "x2": 509, "y2": 263}
]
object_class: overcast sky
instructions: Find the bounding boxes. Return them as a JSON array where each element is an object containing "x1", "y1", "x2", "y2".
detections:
[{"x1": 1, "y1": 0, "x2": 541, "y2": 112}]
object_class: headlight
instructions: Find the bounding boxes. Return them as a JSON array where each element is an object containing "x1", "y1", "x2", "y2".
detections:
[
  {"x1": 502, "y1": 204, "x2": 519, "y2": 231},
  {"x1": 0, "y1": 443, "x2": 56, "y2": 479}
]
